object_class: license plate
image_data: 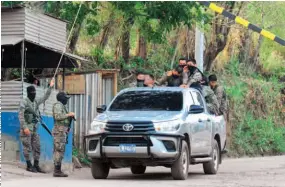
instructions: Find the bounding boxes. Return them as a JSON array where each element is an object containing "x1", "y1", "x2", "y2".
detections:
[{"x1": 119, "y1": 144, "x2": 136, "y2": 153}]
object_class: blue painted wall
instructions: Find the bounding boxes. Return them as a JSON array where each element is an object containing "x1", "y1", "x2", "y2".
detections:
[{"x1": 2, "y1": 112, "x2": 72, "y2": 163}]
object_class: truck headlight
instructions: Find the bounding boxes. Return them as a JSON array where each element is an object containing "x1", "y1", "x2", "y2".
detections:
[
  {"x1": 89, "y1": 121, "x2": 106, "y2": 134},
  {"x1": 154, "y1": 120, "x2": 180, "y2": 132}
]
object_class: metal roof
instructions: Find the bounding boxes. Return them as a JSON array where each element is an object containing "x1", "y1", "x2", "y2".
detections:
[
  {"x1": 1, "y1": 36, "x2": 24, "y2": 46},
  {"x1": 1, "y1": 5, "x2": 69, "y2": 23},
  {"x1": 1, "y1": 36, "x2": 90, "y2": 65},
  {"x1": 25, "y1": 39, "x2": 90, "y2": 63}
]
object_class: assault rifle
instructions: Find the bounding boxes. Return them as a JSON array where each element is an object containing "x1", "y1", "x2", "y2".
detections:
[
  {"x1": 66, "y1": 116, "x2": 76, "y2": 144},
  {"x1": 25, "y1": 107, "x2": 52, "y2": 135}
]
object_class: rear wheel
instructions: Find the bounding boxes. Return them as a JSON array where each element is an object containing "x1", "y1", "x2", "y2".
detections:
[
  {"x1": 91, "y1": 160, "x2": 110, "y2": 179},
  {"x1": 203, "y1": 140, "x2": 220, "y2": 174},
  {"x1": 130, "y1": 165, "x2": 146, "y2": 174},
  {"x1": 171, "y1": 141, "x2": 189, "y2": 180}
]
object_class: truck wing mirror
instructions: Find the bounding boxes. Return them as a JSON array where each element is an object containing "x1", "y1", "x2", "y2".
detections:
[
  {"x1": 189, "y1": 105, "x2": 204, "y2": 114},
  {"x1": 97, "y1": 105, "x2": 107, "y2": 113}
]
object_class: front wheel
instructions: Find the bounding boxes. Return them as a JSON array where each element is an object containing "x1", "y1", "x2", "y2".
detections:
[
  {"x1": 203, "y1": 140, "x2": 220, "y2": 174},
  {"x1": 171, "y1": 141, "x2": 189, "y2": 180},
  {"x1": 91, "y1": 160, "x2": 110, "y2": 179},
  {"x1": 130, "y1": 165, "x2": 146, "y2": 174}
]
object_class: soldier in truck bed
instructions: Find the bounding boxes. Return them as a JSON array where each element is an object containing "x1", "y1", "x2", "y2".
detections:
[
  {"x1": 157, "y1": 66, "x2": 184, "y2": 87},
  {"x1": 190, "y1": 82, "x2": 220, "y2": 115},
  {"x1": 208, "y1": 74, "x2": 228, "y2": 116},
  {"x1": 181, "y1": 58, "x2": 207, "y2": 87}
]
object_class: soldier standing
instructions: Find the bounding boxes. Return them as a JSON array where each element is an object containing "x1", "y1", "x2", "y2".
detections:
[
  {"x1": 52, "y1": 91, "x2": 75, "y2": 177},
  {"x1": 18, "y1": 78, "x2": 55, "y2": 173}
]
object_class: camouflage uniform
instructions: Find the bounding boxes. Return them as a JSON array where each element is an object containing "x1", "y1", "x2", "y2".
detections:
[
  {"x1": 19, "y1": 87, "x2": 52, "y2": 162},
  {"x1": 183, "y1": 69, "x2": 203, "y2": 87},
  {"x1": 212, "y1": 85, "x2": 227, "y2": 115},
  {"x1": 52, "y1": 102, "x2": 70, "y2": 165},
  {"x1": 157, "y1": 71, "x2": 183, "y2": 87},
  {"x1": 202, "y1": 86, "x2": 220, "y2": 115}
]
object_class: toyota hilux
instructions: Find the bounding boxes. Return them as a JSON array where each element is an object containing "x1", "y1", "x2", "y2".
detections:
[{"x1": 85, "y1": 87, "x2": 227, "y2": 180}]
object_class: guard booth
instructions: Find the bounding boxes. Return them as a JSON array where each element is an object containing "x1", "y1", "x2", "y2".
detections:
[{"x1": 1, "y1": 5, "x2": 89, "y2": 170}]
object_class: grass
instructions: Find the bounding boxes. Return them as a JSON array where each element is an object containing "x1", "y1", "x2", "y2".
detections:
[{"x1": 222, "y1": 58, "x2": 285, "y2": 157}]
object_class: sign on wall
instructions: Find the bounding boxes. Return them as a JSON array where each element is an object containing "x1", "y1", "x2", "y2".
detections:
[{"x1": 57, "y1": 74, "x2": 86, "y2": 94}]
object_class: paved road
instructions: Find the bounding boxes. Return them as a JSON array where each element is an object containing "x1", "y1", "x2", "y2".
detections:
[{"x1": 2, "y1": 156, "x2": 285, "y2": 187}]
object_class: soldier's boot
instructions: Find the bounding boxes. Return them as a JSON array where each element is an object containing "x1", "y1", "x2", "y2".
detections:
[
  {"x1": 34, "y1": 160, "x2": 46, "y2": 173},
  {"x1": 26, "y1": 160, "x2": 37, "y2": 173},
  {"x1": 53, "y1": 163, "x2": 68, "y2": 177}
]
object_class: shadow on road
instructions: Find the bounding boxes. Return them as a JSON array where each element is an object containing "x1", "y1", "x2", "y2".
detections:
[{"x1": 74, "y1": 169, "x2": 210, "y2": 181}]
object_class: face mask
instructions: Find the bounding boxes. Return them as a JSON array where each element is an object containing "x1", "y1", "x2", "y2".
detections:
[
  {"x1": 172, "y1": 74, "x2": 179, "y2": 78},
  {"x1": 137, "y1": 79, "x2": 144, "y2": 87},
  {"x1": 58, "y1": 96, "x2": 68, "y2": 105},
  {"x1": 27, "y1": 86, "x2": 36, "y2": 102},
  {"x1": 188, "y1": 65, "x2": 196, "y2": 73},
  {"x1": 28, "y1": 93, "x2": 36, "y2": 102}
]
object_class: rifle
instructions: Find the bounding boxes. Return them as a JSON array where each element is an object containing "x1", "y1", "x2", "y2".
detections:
[
  {"x1": 25, "y1": 107, "x2": 52, "y2": 135},
  {"x1": 66, "y1": 116, "x2": 76, "y2": 144}
]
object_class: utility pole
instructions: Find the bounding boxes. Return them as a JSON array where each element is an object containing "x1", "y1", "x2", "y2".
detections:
[{"x1": 195, "y1": 26, "x2": 204, "y2": 72}]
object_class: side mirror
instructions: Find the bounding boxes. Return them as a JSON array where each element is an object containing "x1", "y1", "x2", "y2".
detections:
[
  {"x1": 189, "y1": 105, "x2": 204, "y2": 114},
  {"x1": 96, "y1": 105, "x2": 107, "y2": 113}
]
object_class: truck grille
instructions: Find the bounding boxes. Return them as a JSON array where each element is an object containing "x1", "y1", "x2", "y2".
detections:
[
  {"x1": 105, "y1": 121, "x2": 155, "y2": 132},
  {"x1": 103, "y1": 137, "x2": 152, "y2": 147}
]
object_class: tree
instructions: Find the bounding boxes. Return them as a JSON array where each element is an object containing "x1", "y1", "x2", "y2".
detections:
[
  {"x1": 111, "y1": 1, "x2": 209, "y2": 63},
  {"x1": 45, "y1": 1, "x2": 99, "y2": 53},
  {"x1": 203, "y1": 2, "x2": 244, "y2": 71}
]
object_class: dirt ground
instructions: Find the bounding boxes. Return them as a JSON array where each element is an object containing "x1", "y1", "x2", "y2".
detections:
[{"x1": 2, "y1": 156, "x2": 285, "y2": 187}]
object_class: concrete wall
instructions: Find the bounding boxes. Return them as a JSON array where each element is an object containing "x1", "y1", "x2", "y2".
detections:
[{"x1": 1, "y1": 112, "x2": 72, "y2": 164}]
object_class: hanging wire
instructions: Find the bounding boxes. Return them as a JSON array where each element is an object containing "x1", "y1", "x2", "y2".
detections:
[{"x1": 52, "y1": 2, "x2": 83, "y2": 80}]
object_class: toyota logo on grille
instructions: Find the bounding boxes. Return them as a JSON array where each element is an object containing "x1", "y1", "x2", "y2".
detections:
[{"x1": 122, "y1": 123, "x2": 134, "y2": 131}]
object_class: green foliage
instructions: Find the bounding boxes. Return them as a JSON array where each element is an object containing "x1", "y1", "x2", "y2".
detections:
[
  {"x1": 245, "y1": 2, "x2": 285, "y2": 76},
  {"x1": 45, "y1": 1, "x2": 99, "y2": 35},
  {"x1": 223, "y1": 58, "x2": 285, "y2": 156},
  {"x1": 232, "y1": 114, "x2": 285, "y2": 156},
  {"x1": 1, "y1": 1, "x2": 23, "y2": 7},
  {"x1": 72, "y1": 147, "x2": 91, "y2": 166},
  {"x1": 112, "y1": 2, "x2": 209, "y2": 43}
]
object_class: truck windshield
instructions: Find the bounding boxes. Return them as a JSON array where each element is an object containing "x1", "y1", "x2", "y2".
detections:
[{"x1": 109, "y1": 91, "x2": 183, "y2": 111}]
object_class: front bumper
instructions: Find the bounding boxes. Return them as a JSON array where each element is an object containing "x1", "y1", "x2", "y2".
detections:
[{"x1": 84, "y1": 132, "x2": 184, "y2": 160}]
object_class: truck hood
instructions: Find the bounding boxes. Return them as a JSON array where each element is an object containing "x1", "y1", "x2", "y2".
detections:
[{"x1": 95, "y1": 111, "x2": 183, "y2": 122}]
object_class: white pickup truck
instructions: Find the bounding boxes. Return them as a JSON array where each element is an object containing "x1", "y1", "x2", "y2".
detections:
[{"x1": 85, "y1": 87, "x2": 227, "y2": 180}]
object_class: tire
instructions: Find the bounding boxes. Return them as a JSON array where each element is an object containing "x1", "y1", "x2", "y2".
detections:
[
  {"x1": 130, "y1": 165, "x2": 146, "y2": 174},
  {"x1": 203, "y1": 139, "x2": 220, "y2": 175},
  {"x1": 91, "y1": 160, "x2": 110, "y2": 179},
  {"x1": 171, "y1": 141, "x2": 189, "y2": 180}
]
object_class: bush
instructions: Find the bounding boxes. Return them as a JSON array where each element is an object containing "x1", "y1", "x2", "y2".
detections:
[{"x1": 223, "y1": 58, "x2": 285, "y2": 156}]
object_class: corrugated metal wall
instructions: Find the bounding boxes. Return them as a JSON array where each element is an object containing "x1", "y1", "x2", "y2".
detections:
[
  {"x1": 1, "y1": 8, "x2": 25, "y2": 37},
  {"x1": 39, "y1": 72, "x2": 116, "y2": 149},
  {"x1": 25, "y1": 9, "x2": 66, "y2": 51},
  {"x1": 1, "y1": 81, "x2": 23, "y2": 111},
  {"x1": 1, "y1": 7, "x2": 66, "y2": 51},
  {"x1": 1, "y1": 81, "x2": 59, "y2": 115},
  {"x1": 67, "y1": 72, "x2": 116, "y2": 150},
  {"x1": 102, "y1": 78, "x2": 114, "y2": 105}
]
